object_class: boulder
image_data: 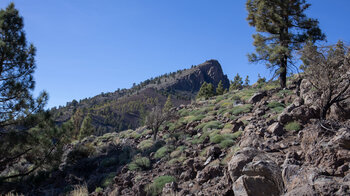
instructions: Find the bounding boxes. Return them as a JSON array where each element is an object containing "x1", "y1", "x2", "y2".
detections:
[
  {"x1": 248, "y1": 91, "x2": 267, "y2": 104},
  {"x1": 228, "y1": 148, "x2": 259, "y2": 181},
  {"x1": 233, "y1": 175, "x2": 280, "y2": 196},
  {"x1": 229, "y1": 148, "x2": 284, "y2": 196},
  {"x1": 267, "y1": 122, "x2": 285, "y2": 136},
  {"x1": 196, "y1": 165, "x2": 223, "y2": 184},
  {"x1": 206, "y1": 146, "x2": 221, "y2": 158},
  {"x1": 328, "y1": 128, "x2": 350, "y2": 150}
]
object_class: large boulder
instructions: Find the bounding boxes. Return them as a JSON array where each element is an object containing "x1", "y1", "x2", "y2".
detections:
[
  {"x1": 248, "y1": 91, "x2": 267, "y2": 104},
  {"x1": 228, "y1": 148, "x2": 284, "y2": 196}
]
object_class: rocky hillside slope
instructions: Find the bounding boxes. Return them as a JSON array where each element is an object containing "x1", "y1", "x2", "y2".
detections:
[
  {"x1": 12, "y1": 76, "x2": 350, "y2": 196},
  {"x1": 52, "y1": 60, "x2": 230, "y2": 134}
]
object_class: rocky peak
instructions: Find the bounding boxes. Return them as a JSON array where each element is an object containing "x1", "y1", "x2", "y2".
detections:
[{"x1": 166, "y1": 59, "x2": 230, "y2": 93}]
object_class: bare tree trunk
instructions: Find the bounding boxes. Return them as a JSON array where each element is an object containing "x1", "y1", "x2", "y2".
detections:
[
  {"x1": 321, "y1": 102, "x2": 332, "y2": 119},
  {"x1": 153, "y1": 127, "x2": 158, "y2": 141},
  {"x1": 280, "y1": 60, "x2": 287, "y2": 89}
]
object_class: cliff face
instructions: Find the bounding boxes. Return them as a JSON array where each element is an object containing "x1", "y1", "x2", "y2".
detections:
[{"x1": 168, "y1": 60, "x2": 230, "y2": 92}]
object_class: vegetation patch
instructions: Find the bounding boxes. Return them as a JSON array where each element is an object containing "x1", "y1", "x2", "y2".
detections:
[
  {"x1": 137, "y1": 139, "x2": 154, "y2": 151},
  {"x1": 235, "y1": 89, "x2": 257, "y2": 101},
  {"x1": 101, "y1": 172, "x2": 117, "y2": 188},
  {"x1": 230, "y1": 104, "x2": 252, "y2": 115},
  {"x1": 268, "y1": 101, "x2": 285, "y2": 113},
  {"x1": 170, "y1": 146, "x2": 185, "y2": 158},
  {"x1": 219, "y1": 139, "x2": 235, "y2": 148},
  {"x1": 195, "y1": 121, "x2": 223, "y2": 131},
  {"x1": 284, "y1": 121, "x2": 301, "y2": 131},
  {"x1": 210, "y1": 134, "x2": 225, "y2": 144},
  {"x1": 146, "y1": 175, "x2": 176, "y2": 196},
  {"x1": 232, "y1": 131, "x2": 243, "y2": 139},
  {"x1": 154, "y1": 146, "x2": 173, "y2": 159},
  {"x1": 128, "y1": 157, "x2": 150, "y2": 171}
]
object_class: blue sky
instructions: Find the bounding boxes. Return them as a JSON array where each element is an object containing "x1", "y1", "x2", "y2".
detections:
[{"x1": 1, "y1": 1, "x2": 349, "y2": 108}]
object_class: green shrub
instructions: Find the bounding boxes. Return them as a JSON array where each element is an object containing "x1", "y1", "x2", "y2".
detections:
[
  {"x1": 101, "y1": 172, "x2": 117, "y2": 188},
  {"x1": 284, "y1": 121, "x2": 301, "y2": 131},
  {"x1": 170, "y1": 146, "x2": 185, "y2": 158},
  {"x1": 220, "y1": 139, "x2": 234, "y2": 148},
  {"x1": 187, "y1": 114, "x2": 205, "y2": 123},
  {"x1": 210, "y1": 134, "x2": 225, "y2": 144},
  {"x1": 131, "y1": 132, "x2": 141, "y2": 139},
  {"x1": 232, "y1": 131, "x2": 243, "y2": 139},
  {"x1": 154, "y1": 146, "x2": 172, "y2": 159},
  {"x1": 267, "y1": 101, "x2": 285, "y2": 113},
  {"x1": 146, "y1": 176, "x2": 176, "y2": 196},
  {"x1": 231, "y1": 104, "x2": 252, "y2": 115},
  {"x1": 128, "y1": 157, "x2": 151, "y2": 171},
  {"x1": 195, "y1": 121, "x2": 222, "y2": 131},
  {"x1": 223, "y1": 123, "x2": 233, "y2": 129},
  {"x1": 95, "y1": 187, "x2": 103, "y2": 193},
  {"x1": 178, "y1": 108, "x2": 189, "y2": 117},
  {"x1": 168, "y1": 156, "x2": 186, "y2": 165},
  {"x1": 137, "y1": 139, "x2": 154, "y2": 151},
  {"x1": 191, "y1": 131, "x2": 210, "y2": 144}
]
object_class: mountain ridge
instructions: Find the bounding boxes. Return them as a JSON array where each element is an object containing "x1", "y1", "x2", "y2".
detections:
[{"x1": 51, "y1": 60, "x2": 230, "y2": 134}]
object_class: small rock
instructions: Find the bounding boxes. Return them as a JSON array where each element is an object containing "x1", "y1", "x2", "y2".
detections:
[{"x1": 206, "y1": 146, "x2": 221, "y2": 158}]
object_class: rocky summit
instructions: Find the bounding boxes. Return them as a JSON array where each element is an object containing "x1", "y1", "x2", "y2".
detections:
[{"x1": 5, "y1": 75, "x2": 350, "y2": 196}]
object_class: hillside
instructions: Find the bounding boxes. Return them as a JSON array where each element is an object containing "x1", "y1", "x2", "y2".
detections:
[
  {"x1": 51, "y1": 60, "x2": 230, "y2": 135},
  {"x1": 6, "y1": 76, "x2": 350, "y2": 195}
]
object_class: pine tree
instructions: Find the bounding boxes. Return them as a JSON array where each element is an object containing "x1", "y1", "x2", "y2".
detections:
[
  {"x1": 216, "y1": 80, "x2": 224, "y2": 95},
  {"x1": 244, "y1": 76, "x2": 250, "y2": 87},
  {"x1": 163, "y1": 95, "x2": 173, "y2": 112},
  {"x1": 246, "y1": 0, "x2": 325, "y2": 88},
  {"x1": 0, "y1": 3, "x2": 48, "y2": 128},
  {"x1": 78, "y1": 114, "x2": 95, "y2": 140},
  {"x1": 230, "y1": 74, "x2": 243, "y2": 91},
  {"x1": 0, "y1": 3, "x2": 50, "y2": 180},
  {"x1": 197, "y1": 82, "x2": 215, "y2": 99}
]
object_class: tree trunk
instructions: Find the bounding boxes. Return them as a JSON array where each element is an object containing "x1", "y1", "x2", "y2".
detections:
[
  {"x1": 280, "y1": 61, "x2": 287, "y2": 89},
  {"x1": 153, "y1": 127, "x2": 158, "y2": 141},
  {"x1": 321, "y1": 102, "x2": 332, "y2": 119}
]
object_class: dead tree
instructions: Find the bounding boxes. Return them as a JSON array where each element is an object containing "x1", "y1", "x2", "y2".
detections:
[{"x1": 301, "y1": 41, "x2": 350, "y2": 119}]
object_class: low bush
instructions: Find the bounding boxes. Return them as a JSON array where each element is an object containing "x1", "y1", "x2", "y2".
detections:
[
  {"x1": 284, "y1": 121, "x2": 301, "y2": 131},
  {"x1": 137, "y1": 139, "x2": 154, "y2": 151},
  {"x1": 154, "y1": 146, "x2": 172, "y2": 159},
  {"x1": 69, "y1": 184, "x2": 88, "y2": 196},
  {"x1": 232, "y1": 131, "x2": 243, "y2": 139},
  {"x1": 231, "y1": 104, "x2": 252, "y2": 115},
  {"x1": 268, "y1": 101, "x2": 285, "y2": 113},
  {"x1": 210, "y1": 134, "x2": 225, "y2": 144},
  {"x1": 101, "y1": 172, "x2": 117, "y2": 188},
  {"x1": 146, "y1": 176, "x2": 176, "y2": 196},
  {"x1": 128, "y1": 157, "x2": 150, "y2": 171},
  {"x1": 219, "y1": 139, "x2": 234, "y2": 148},
  {"x1": 195, "y1": 121, "x2": 223, "y2": 131}
]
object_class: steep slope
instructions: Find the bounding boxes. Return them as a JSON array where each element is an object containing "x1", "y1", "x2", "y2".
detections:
[
  {"x1": 51, "y1": 60, "x2": 230, "y2": 135},
  {"x1": 4, "y1": 76, "x2": 350, "y2": 196}
]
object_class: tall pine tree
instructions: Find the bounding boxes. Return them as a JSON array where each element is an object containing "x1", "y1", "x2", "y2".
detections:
[
  {"x1": 0, "y1": 3, "x2": 48, "y2": 128},
  {"x1": 246, "y1": 0, "x2": 325, "y2": 88}
]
